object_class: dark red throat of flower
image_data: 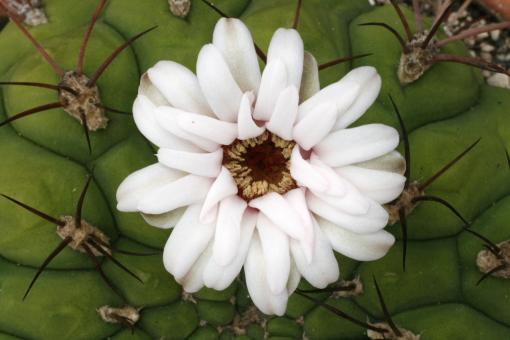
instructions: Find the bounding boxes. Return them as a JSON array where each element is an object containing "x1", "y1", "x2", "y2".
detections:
[{"x1": 223, "y1": 131, "x2": 297, "y2": 201}]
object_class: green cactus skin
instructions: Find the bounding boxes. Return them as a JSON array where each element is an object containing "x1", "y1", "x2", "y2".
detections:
[{"x1": 0, "y1": 0, "x2": 509, "y2": 339}]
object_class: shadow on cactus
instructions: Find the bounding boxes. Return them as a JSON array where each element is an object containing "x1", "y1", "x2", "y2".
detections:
[
  {"x1": 361, "y1": 0, "x2": 510, "y2": 84},
  {"x1": 0, "y1": 0, "x2": 156, "y2": 153}
]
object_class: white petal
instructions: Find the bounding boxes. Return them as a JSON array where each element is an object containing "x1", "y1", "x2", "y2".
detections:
[
  {"x1": 177, "y1": 111, "x2": 238, "y2": 145},
  {"x1": 197, "y1": 44, "x2": 243, "y2": 122},
  {"x1": 310, "y1": 189, "x2": 369, "y2": 216},
  {"x1": 137, "y1": 174, "x2": 213, "y2": 214},
  {"x1": 253, "y1": 59, "x2": 288, "y2": 121},
  {"x1": 244, "y1": 232, "x2": 288, "y2": 316},
  {"x1": 319, "y1": 217, "x2": 395, "y2": 261},
  {"x1": 266, "y1": 86, "x2": 299, "y2": 140},
  {"x1": 299, "y1": 51, "x2": 320, "y2": 103},
  {"x1": 157, "y1": 149, "x2": 223, "y2": 178},
  {"x1": 291, "y1": 220, "x2": 339, "y2": 288},
  {"x1": 147, "y1": 61, "x2": 213, "y2": 116},
  {"x1": 309, "y1": 157, "x2": 369, "y2": 215},
  {"x1": 293, "y1": 102, "x2": 337, "y2": 150},
  {"x1": 298, "y1": 67, "x2": 379, "y2": 126},
  {"x1": 133, "y1": 95, "x2": 200, "y2": 151},
  {"x1": 203, "y1": 209, "x2": 257, "y2": 290},
  {"x1": 315, "y1": 124, "x2": 400, "y2": 168},
  {"x1": 116, "y1": 163, "x2": 184, "y2": 212},
  {"x1": 333, "y1": 67, "x2": 382, "y2": 130},
  {"x1": 213, "y1": 18, "x2": 261, "y2": 93},
  {"x1": 289, "y1": 145, "x2": 328, "y2": 193},
  {"x1": 238, "y1": 92, "x2": 265, "y2": 140},
  {"x1": 141, "y1": 207, "x2": 185, "y2": 229},
  {"x1": 356, "y1": 151, "x2": 406, "y2": 175},
  {"x1": 336, "y1": 166, "x2": 406, "y2": 204},
  {"x1": 138, "y1": 73, "x2": 169, "y2": 106},
  {"x1": 249, "y1": 192, "x2": 305, "y2": 240},
  {"x1": 284, "y1": 188, "x2": 314, "y2": 263},
  {"x1": 298, "y1": 73, "x2": 360, "y2": 122},
  {"x1": 257, "y1": 214, "x2": 290, "y2": 295},
  {"x1": 213, "y1": 195, "x2": 247, "y2": 266},
  {"x1": 200, "y1": 167, "x2": 238, "y2": 224},
  {"x1": 308, "y1": 155, "x2": 346, "y2": 196},
  {"x1": 307, "y1": 193, "x2": 389, "y2": 234},
  {"x1": 267, "y1": 28, "x2": 304, "y2": 89},
  {"x1": 163, "y1": 204, "x2": 215, "y2": 280},
  {"x1": 180, "y1": 243, "x2": 212, "y2": 293},
  {"x1": 287, "y1": 259, "x2": 301, "y2": 295},
  {"x1": 155, "y1": 106, "x2": 220, "y2": 152}
]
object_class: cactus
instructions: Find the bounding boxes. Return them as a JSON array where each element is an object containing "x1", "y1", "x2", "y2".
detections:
[{"x1": 0, "y1": 0, "x2": 509, "y2": 339}]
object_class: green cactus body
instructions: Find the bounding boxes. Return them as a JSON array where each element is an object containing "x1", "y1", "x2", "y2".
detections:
[{"x1": 0, "y1": 0, "x2": 509, "y2": 339}]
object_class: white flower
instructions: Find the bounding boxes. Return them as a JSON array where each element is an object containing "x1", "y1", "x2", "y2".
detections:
[{"x1": 116, "y1": 18, "x2": 406, "y2": 316}]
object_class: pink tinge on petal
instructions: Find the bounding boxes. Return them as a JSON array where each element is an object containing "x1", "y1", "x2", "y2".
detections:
[{"x1": 200, "y1": 167, "x2": 238, "y2": 224}]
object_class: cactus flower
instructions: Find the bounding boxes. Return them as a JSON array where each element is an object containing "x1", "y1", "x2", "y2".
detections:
[{"x1": 116, "y1": 17, "x2": 405, "y2": 315}]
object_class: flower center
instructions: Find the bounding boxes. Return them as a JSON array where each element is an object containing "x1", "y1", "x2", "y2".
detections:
[{"x1": 223, "y1": 131, "x2": 297, "y2": 201}]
